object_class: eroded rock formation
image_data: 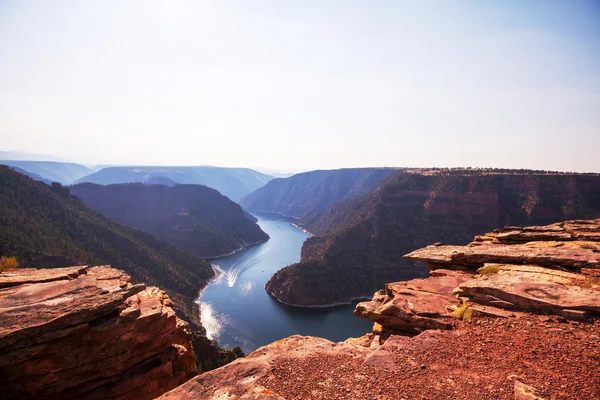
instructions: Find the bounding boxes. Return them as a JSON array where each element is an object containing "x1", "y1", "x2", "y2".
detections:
[{"x1": 0, "y1": 265, "x2": 197, "y2": 399}]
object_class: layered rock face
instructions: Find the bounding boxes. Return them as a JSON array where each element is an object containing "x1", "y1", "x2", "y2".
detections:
[
  {"x1": 164, "y1": 218, "x2": 600, "y2": 399},
  {"x1": 0, "y1": 265, "x2": 197, "y2": 399}
]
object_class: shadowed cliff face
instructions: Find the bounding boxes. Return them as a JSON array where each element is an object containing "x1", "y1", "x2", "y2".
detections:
[
  {"x1": 266, "y1": 172, "x2": 600, "y2": 306},
  {"x1": 70, "y1": 183, "x2": 269, "y2": 258},
  {"x1": 239, "y1": 168, "x2": 397, "y2": 225}
]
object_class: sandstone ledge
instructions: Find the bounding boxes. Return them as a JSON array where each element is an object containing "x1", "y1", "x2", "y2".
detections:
[
  {"x1": 0, "y1": 265, "x2": 197, "y2": 399},
  {"x1": 355, "y1": 219, "x2": 600, "y2": 341}
]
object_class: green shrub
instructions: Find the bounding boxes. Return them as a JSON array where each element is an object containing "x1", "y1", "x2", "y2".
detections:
[
  {"x1": 479, "y1": 265, "x2": 500, "y2": 275},
  {"x1": 452, "y1": 302, "x2": 476, "y2": 322},
  {"x1": 0, "y1": 256, "x2": 18, "y2": 272}
]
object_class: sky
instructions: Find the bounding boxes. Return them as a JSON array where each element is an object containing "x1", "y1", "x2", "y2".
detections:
[{"x1": 0, "y1": 0, "x2": 599, "y2": 172}]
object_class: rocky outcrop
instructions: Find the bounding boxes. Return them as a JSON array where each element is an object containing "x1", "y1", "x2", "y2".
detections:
[
  {"x1": 0, "y1": 265, "x2": 197, "y2": 399},
  {"x1": 354, "y1": 269, "x2": 472, "y2": 334},
  {"x1": 356, "y1": 218, "x2": 600, "y2": 338}
]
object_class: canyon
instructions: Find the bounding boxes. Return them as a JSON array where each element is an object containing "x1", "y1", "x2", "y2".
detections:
[{"x1": 2, "y1": 165, "x2": 600, "y2": 399}]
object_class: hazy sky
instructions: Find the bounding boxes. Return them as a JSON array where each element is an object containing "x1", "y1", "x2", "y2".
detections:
[{"x1": 1, "y1": 1, "x2": 599, "y2": 172}]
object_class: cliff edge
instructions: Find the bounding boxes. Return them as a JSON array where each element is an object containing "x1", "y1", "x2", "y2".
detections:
[{"x1": 0, "y1": 265, "x2": 197, "y2": 399}]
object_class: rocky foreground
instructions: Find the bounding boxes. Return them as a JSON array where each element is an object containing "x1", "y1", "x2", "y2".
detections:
[
  {"x1": 164, "y1": 219, "x2": 600, "y2": 399},
  {"x1": 0, "y1": 265, "x2": 197, "y2": 399}
]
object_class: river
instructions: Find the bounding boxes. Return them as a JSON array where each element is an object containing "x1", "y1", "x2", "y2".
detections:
[{"x1": 197, "y1": 211, "x2": 372, "y2": 353}]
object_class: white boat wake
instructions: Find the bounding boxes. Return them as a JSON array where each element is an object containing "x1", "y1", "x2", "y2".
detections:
[{"x1": 211, "y1": 247, "x2": 268, "y2": 288}]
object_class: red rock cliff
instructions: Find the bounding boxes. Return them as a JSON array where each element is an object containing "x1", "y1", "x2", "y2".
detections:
[{"x1": 0, "y1": 265, "x2": 197, "y2": 399}]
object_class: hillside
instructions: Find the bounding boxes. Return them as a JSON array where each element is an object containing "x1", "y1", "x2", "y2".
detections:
[
  {"x1": 266, "y1": 171, "x2": 600, "y2": 306},
  {"x1": 239, "y1": 168, "x2": 397, "y2": 225},
  {"x1": 0, "y1": 165, "x2": 214, "y2": 329},
  {"x1": 75, "y1": 166, "x2": 273, "y2": 202},
  {"x1": 0, "y1": 160, "x2": 93, "y2": 184},
  {"x1": 70, "y1": 183, "x2": 269, "y2": 258}
]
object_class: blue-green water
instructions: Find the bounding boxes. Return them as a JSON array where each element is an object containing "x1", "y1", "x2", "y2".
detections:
[{"x1": 197, "y1": 211, "x2": 372, "y2": 353}]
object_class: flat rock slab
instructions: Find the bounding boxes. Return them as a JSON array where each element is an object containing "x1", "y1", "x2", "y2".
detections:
[
  {"x1": 479, "y1": 264, "x2": 584, "y2": 285},
  {"x1": 405, "y1": 243, "x2": 600, "y2": 269},
  {"x1": 474, "y1": 218, "x2": 600, "y2": 244},
  {"x1": 0, "y1": 265, "x2": 88, "y2": 288},
  {"x1": 456, "y1": 274, "x2": 600, "y2": 314}
]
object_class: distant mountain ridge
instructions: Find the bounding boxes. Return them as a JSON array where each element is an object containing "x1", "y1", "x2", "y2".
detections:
[
  {"x1": 0, "y1": 160, "x2": 93, "y2": 184},
  {"x1": 266, "y1": 171, "x2": 600, "y2": 306},
  {"x1": 239, "y1": 168, "x2": 398, "y2": 225},
  {"x1": 70, "y1": 182, "x2": 269, "y2": 258},
  {"x1": 75, "y1": 166, "x2": 273, "y2": 202},
  {"x1": 7, "y1": 166, "x2": 52, "y2": 185},
  {"x1": 0, "y1": 165, "x2": 214, "y2": 329}
]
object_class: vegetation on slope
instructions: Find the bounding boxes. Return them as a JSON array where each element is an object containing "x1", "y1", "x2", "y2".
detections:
[
  {"x1": 70, "y1": 183, "x2": 269, "y2": 258},
  {"x1": 266, "y1": 172, "x2": 600, "y2": 306},
  {"x1": 0, "y1": 166, "x2": 213, "y2": 329}
]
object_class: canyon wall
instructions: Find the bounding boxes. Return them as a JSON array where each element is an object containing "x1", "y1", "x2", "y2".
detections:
[{"x1": 266, "y1": 172, "x2": 600, "y2": 306}]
